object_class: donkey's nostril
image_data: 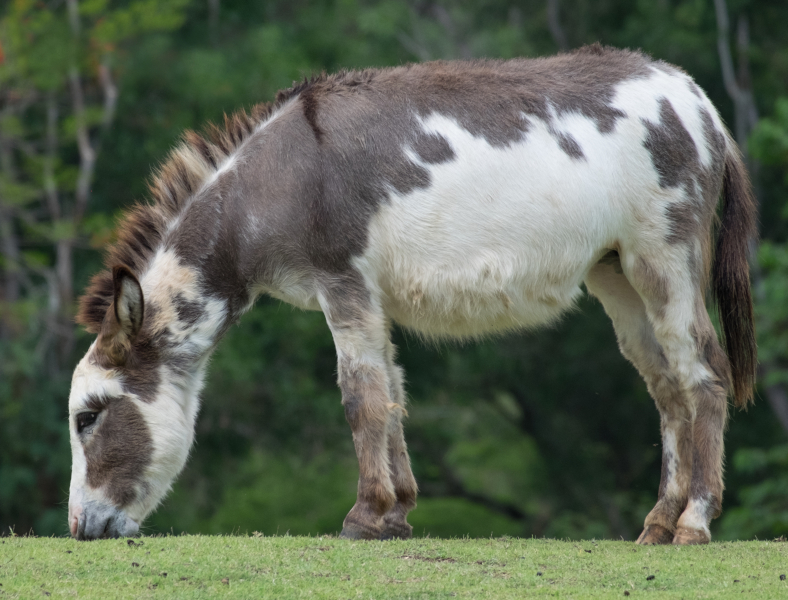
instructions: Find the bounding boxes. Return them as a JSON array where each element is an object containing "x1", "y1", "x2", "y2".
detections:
[{"x1": 70, "y1": 514, "x2": 79, "y2": 537}]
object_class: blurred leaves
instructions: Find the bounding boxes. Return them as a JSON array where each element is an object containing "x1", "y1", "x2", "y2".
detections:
[
  {"x1": 756, "y1": 241, "x2": 788, "y2": 386},
  {"x1": 720, "y1": 444, "x2": 788, "y2": 540}
]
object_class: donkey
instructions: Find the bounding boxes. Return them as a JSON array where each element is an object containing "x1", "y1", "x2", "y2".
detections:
[{"x1": 67, "y1": 44, "x2": 756, "y2": 544}]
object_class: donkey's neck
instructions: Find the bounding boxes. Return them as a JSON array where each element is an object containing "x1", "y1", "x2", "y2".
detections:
[{"x1": 141, "y1": 245, "x2": 234, "y2": 363}]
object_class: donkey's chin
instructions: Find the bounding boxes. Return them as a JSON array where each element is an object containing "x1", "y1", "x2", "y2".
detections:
[{"x1": 72, "y1": 501, "x2": 140, "y2": 540}]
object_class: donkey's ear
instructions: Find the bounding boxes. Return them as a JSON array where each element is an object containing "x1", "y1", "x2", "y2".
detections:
[{"x1": 112, "y1": 265, "x2": 144, "y2": 340}]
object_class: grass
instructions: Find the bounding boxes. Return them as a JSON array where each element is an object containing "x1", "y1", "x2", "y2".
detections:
[{"x1": 0, "y1": 535, "x2": 786, "y2": 599}]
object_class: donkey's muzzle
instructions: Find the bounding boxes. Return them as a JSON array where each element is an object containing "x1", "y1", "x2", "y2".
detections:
[{"x1": 73, "y1": 501, "x2": 140, "y2": 540}]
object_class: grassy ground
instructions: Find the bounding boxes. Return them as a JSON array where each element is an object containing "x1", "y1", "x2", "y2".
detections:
[{"x1": 0, "y1": 535, "x2": 786, "y2": 599}]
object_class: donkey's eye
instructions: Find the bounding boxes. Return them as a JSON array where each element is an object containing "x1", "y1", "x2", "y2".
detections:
[{"x1": 76, "y1": 412, "x2": 99, "y2": 434}]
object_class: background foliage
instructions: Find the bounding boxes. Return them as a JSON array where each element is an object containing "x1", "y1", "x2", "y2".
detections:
[{"x1": 1, "y1": 0, "x2": 787, "y2": 540}]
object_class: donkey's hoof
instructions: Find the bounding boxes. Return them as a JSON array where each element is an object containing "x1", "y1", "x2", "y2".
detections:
[
  {"x1": 672, "y1": 526, "x2": 710, "y2": 545},
  {"x1": 339, "y1": 522, "x2": 381, "y2": 541},
  {"x1": 379, "y1": 521, "x2": 413, "y2": 540},
  {"x1": 636, "y1": 524, "x2": 674, "y2": 545}
]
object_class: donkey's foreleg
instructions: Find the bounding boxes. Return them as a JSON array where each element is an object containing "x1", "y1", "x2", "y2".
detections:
[
  {"x1": 338, "y1": 358, "x2": 397, "y2": 539},
  {"x1": 380, "y1": 339, "x2": 418, "y2": 540},
  {"x1": 320, "y1": 286, "x2": 397, "y2": 540}
]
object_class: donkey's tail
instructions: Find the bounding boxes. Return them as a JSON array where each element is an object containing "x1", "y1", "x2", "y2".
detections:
[{"x1": 712, "y1": 141, "x2": 758, "y2": 408}]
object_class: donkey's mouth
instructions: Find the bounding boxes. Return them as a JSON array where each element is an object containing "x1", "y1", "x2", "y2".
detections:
[{"x1": 74, "y1": 501, "x2": 140, "y2": 540}]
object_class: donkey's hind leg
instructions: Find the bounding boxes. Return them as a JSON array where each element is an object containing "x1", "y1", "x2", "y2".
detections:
[
  {"x1": 625, "y1": 252, "x2": 730, "y2": 545},
  {"x1": 586, "y1": 255, "x2": 693, "y2": 544},
  {"x1": 380, "y1": 337, "x2": 418, "y2": 540},
  {"x1": 319, "y1": 280, "x2": 397, "y2": 540}
]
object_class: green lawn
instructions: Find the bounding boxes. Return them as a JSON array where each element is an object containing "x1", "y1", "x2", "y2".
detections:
[{"x1": 0, "y1": 535, "x2": 786, "y2": 599}]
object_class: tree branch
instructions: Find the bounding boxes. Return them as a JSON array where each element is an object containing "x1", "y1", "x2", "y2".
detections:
[
  {"x1": 43, "y1": 93, "x2": 61, "y2": 221},
  {"x1": 547, "y1": 0, "x2": 569, "y2": 51},
  {"x1": 68, "y1": 67, "x2": 95, "y2": 223},
  {"x1": 713, "y1": 0, "x2": 758, "y2": 147}
]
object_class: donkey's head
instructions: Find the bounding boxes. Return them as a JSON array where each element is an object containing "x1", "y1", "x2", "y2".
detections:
[{"x1": 68, "y1": 263, "x2": 207, "y2": 539}]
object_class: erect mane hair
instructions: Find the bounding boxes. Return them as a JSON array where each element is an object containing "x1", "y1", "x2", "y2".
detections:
[
  {"x1": 75, "y1": 86, "x2": 312, "y2": 334},
  {"x1": 75, "y1": 69, "x2": 384, "y2": 334}
]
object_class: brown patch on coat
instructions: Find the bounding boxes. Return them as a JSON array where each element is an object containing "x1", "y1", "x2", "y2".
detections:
[
  {"x1": 691, "y1": 301, "x2": 732, "y2": 390},
  {"x1": 643, "y1": 101, "x2": 725, "y2": 285},
  {"x1": 84, "y1": 395, "x2": 153, "y2": 507},
  {"x1": 643, "y1": 98, "x2": 700, "y2": 189},
  {"x1": 299, "y1": 84, "x2": 324, "y2": 143},
  {"x1": 411, "y1": 132, "x2": 456, "y2": 164},
  {"x1": 597, "y1": 249, "x2": 623, "y2": 273},
  {"x1": 258, "y1": 44, "x2": 649, "y2": 279},
  {"x1": 633, "y1": 257, "x2": 669, "y2": 313},
  {"x1": 556, "y1": 132, "x2": 585, "y2": 159}
]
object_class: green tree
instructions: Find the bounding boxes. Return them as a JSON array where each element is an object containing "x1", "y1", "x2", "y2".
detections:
[{"x1": 0, "y1": 0, "x2": 190, "y2": 535}]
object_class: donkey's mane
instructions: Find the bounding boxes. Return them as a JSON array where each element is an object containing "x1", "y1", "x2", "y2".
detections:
[{"x1": 76, "y1": 79, "x2": 325, "y2": 333}]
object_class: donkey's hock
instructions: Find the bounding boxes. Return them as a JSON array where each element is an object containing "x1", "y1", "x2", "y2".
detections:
[{"x1": 67, "y1": 45, "x2": 757, "y2": 544}]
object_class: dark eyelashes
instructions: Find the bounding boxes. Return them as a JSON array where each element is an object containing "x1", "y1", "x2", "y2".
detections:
[{"x1": 76, "y1": 411, "x2": 99, "y2": 434}]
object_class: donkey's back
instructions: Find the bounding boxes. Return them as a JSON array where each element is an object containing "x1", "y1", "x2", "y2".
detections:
[{"x1": 271, "y1": 47, "x2": 729, "y2": 340}]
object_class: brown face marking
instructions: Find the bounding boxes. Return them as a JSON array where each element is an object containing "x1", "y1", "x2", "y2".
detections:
[{"x1": 84, "y1": 395, "x2": 153, "y2": 507}]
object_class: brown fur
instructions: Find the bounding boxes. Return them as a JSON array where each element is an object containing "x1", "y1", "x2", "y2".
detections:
[
  {"x1": 71, "y1": 46, "x2": 756, "y2": 543},
  {"x1": 339, "y1": 360, "x2": 397, "y2": 539},
  {"x1": 381, "y1": 339, "x2": 418, "y2": 539},
  {"x1": 84, "y1": 395, "x2": 153, "y2": 507},
  {"x1": 632, "y1": 257, "x2": 670, "y2": 314}
]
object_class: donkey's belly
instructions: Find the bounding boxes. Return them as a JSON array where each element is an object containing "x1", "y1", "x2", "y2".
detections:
[
  {"x1": 378, "y1": 266, "x2": 585, "y2": 338},
  {"x1": 359, "y1": 211, "x2": 594, "y2": 337}
]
